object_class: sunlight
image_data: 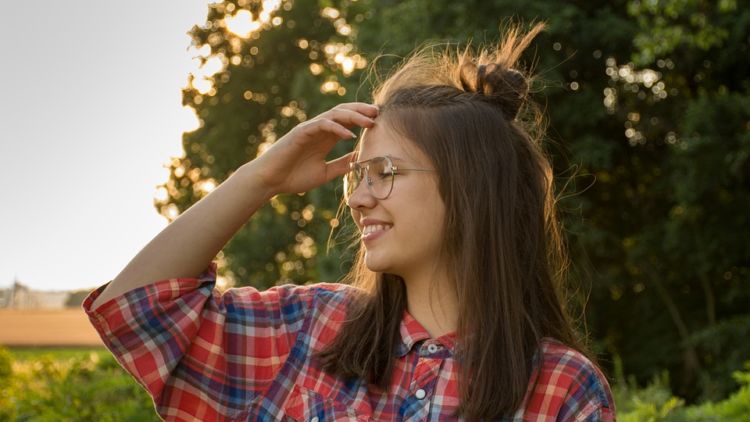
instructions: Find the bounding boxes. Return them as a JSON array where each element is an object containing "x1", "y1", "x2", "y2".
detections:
[
  {"x1": 196, "y1": 178, "x2": 217, "y2": 195},
  {"x1": 179, "y1": 105, "x2": 201, "y2": 133},
  {"x1": 321, "y1": 7, "x2": 340, "y2": 19},
  {"x1": 190, "y1": 55, "x2": 225, "y2": 94},
  {"x1": 225, "y1": 10, "x2": 261, "y2": 38},
  {"x1": 323, "y1": 43, "x2": 367, "y2": 76},
  {"x1": 309, "y1": 63, "x2": 324, "y2": 75},
  {"x1": 225, "y1": 0, "x2": 282, "y2": 38},
  {"x1": 191, "y1": 77, "x2": 212, "y2": 94},
  {"x1": 293, "y1": 233, "x2": 317, "y2": 259},
  {"x1": 320, "y1": 80, "x2": 340, "y2": 94},
  {"x1": 154, "y1": 186, "x2": 169, "y2": 202},
  {"x1": 165, "y1": 204, "x2": 179, "y2": 221}
]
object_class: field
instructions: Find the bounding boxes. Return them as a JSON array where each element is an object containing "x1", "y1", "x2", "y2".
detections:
[{"x1": 0, "y1": 309, "x2": 103, "y2": 347}]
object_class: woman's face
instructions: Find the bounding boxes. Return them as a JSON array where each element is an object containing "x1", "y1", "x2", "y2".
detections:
[{"x1": 347, "y1": 120, "x2": 446, "y2": 280}]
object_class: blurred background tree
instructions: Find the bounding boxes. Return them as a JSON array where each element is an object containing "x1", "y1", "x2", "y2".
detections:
[
  {"x1": 156, "y1": 0, "x2": 750, "y2": 405},
  {"x1": 157, "y1": 0, "x2": 370, "y2": 288}
]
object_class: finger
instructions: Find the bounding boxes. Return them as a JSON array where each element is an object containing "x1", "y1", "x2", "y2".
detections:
[
  {"x1": 333, "y1": 102, "x2": 379, "y2": 118},
  {"x1": 302, "y1": 118, "x2": 357, "y2": 141},
  {"x1": 320, "y1": 108, "x2": 376, "y2": 130},
  {"x1": 325, "y1": 151, "x2": 356, "y2": 183}
]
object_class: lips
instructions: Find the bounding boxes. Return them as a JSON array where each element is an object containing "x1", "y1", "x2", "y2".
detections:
[
  {"x1": 359, "y1": 218, "x2": 393, "y2": 242},
  {"x1": 362, "y1": 225, "x2": 391, "y2": 241},
  {"x1": 360, "y1": 217, "x2": 392, "y2": 227},
  {"x1": 363, "y1": 224, "x2": 392, "y2": 235}
]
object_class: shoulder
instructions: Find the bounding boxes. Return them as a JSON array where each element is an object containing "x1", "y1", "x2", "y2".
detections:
[
  {"x1": 536, "y1": 338, "x2": 609, "y2": 394},
  {"x1": 523, "y1": 338, "x2": 616, "y2": 421},
  {"x1": 223, "y1": 282, "x2": 359, "y2": 352},
  {"x1": 218, "y1": 281, "x2": 356, "y2": 324}
]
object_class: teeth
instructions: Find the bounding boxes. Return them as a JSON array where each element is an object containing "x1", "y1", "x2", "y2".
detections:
[{"x1": 363, "y1": 224, "x2": 392, "y2": 235}]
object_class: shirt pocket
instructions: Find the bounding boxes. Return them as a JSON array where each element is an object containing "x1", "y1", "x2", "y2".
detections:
[{"x1": 284, "y1": 384, "x2": 368, "y2": 422}]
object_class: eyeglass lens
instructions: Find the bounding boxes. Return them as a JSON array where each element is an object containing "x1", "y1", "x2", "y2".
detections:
[{"x1": 344, "y1": 157, "x2": 394, "y2": 200}]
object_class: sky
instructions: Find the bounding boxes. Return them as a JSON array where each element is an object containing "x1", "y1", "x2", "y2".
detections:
[{"x1": 0, "y1": 1, "x2": 218, "y2": 291}]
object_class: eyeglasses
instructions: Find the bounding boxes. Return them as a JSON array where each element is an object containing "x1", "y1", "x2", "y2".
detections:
[{"x1": 343, "y1": 155, "x2": 434, "y2": 201}]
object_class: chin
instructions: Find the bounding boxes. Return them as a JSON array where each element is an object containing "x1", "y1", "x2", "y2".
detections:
[{"x1": 364, "y1": 252, "x2": 392, "y2": 273}]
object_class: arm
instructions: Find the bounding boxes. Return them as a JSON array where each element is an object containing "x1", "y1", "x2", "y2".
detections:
[{"x1": 91, "y1": 103, "x2": 378, "y2": 310}]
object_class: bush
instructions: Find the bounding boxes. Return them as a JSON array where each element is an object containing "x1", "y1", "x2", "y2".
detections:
[
  {"x1": 614, "y1": 359, "x2": 750, "y2": 421},
  {"x1": 0, "y1": 347, "x2": 15, "y2": 422},
  {"x1": 1, "y1": 347, "x2": 159, "y2": 421},
  {"x1": 614, "y1": 371, "x2": 686, "y2": 421},
  {"x1": 0, "y1": 346, "x2": 12, "y2": 381},
  {"x1": 682, "y1": 364, "x2": 750, "y2": 421}
]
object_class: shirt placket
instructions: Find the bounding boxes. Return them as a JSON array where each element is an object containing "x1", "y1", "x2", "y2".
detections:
[{"x1": 400, "y1": 340, "x2": 446, "y2": 422}]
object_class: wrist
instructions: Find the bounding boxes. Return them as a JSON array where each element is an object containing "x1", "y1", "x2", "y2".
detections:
[{"x1": 235, "y1": 161, "x2": 278, "y2": 201}]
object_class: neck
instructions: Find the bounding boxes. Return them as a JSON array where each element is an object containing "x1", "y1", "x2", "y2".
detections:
[{"x1": 401, "y1": 264, "x2": 458, "y2": 338}]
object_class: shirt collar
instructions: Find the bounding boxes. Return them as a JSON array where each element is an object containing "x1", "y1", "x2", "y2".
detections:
[{"x1": 394, "y1": 309, "x2": 458, "y2": 357}]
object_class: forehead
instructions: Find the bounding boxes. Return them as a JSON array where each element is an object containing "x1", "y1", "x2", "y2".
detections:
[{"x1": 356, "y1": 122, "x2": 422, "y2": 164}]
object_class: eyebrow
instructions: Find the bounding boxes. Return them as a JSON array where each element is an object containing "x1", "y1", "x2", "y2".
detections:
[{"x1": 356, "y1": 155, "x2": 407, "y2": 163}]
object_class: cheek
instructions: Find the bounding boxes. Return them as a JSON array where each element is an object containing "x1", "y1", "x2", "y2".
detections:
[{"x1": 406, "y1": 193, "x2": 446, "y2": 237}]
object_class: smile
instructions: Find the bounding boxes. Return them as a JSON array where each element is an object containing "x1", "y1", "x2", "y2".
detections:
[{"x1": 362, "y1": 224, "x2": 392, "y2": 241}]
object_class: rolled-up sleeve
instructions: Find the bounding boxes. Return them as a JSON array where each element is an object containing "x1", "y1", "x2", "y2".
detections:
[{"x1": 83, "y1": 263, "x2": 323, "y2": 420}]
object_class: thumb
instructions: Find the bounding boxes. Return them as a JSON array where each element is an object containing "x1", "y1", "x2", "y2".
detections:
[{"x1": 324, "y1": 151, "x2": 356, "y2": 183}]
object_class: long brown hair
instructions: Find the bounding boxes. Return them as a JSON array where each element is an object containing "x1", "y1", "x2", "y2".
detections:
[{"x1": 318, "y1": 23, "x2": 586, "y2": 419}]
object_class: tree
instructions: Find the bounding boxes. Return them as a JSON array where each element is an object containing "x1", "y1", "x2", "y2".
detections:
[
  {"x1": 157, "y1": 0, "x2": 369, "y2": 289},
  {"x1": 578, "y1": 0, "x2": 750, "y2": 400}
]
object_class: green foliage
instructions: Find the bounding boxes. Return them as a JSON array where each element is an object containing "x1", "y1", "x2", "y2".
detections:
[
  {"x1": 569, "y1": 0, "x2": 750, "y2": 401},
  {"x1": 1, "y1": 347, "x2": 158, "y2": 421},
  {"x1": 616, "y1": 372, "x2": 686, "y2": 421},
  {"x1": 614, "y1": 362, "x2": 750, "y2": 421},
  {"x1": 683, "y1": 364, "x2": 750, "y2": 420},
  {"x1": 159, "y1": 0, "x2": 750, "y2": 406},
  {"x1": 0, "y1": 347, "x2": 14, "y2": 421},
  {"x1": 0, "y1": 346, "x2": 12, "y2": 381}
]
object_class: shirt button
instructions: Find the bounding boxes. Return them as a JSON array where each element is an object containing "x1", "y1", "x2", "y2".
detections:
[
  {"x1": 415, "y1": 388, "x2": 426, "y2": 400},
  {"x1": 310, "y1": 417, "x2": 319, "y2": 422},
  {"x1": 427, "y1": 343, "x2": 439, "y2": 353}
]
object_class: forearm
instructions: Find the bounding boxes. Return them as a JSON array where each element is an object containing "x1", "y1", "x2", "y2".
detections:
[
  {"x1": 89, "y1": 102, "x2": 377, "y2": 310},
  {"x1": 91, "y1": 161, "x2": 273, "y2": 309}
]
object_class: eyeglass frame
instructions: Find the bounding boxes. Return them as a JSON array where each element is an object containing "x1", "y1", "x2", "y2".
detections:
[{"x1": 344, "y1": 154, "x2": 435, "y2": 201}]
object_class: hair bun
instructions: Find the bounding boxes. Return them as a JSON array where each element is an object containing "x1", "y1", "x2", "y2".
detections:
[{"x1": 465, "y1": 63, "x2": 528, "y2": 120}]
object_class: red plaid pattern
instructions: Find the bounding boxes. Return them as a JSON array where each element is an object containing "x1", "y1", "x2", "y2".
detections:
[{"x1": 84, "y1": 263, "x2": 615, "y2": 421}]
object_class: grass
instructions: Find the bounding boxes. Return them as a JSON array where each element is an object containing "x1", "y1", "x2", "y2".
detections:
[{"x1": 9, "y1": 346, "x2": 107, "y2": 361}]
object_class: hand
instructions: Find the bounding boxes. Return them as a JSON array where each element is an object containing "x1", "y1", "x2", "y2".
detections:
[{"x1": 251, "y1": 102, "x2": 378, "y2": 196}]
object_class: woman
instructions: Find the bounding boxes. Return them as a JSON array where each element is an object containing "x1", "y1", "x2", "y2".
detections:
[{"x1": 86, "y1": 23, "x2": 615, "y2": 421}]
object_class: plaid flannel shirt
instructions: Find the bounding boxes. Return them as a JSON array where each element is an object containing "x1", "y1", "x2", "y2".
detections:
[{"x1": 84, "y1": 263, "x2": 615, "y2": 421}]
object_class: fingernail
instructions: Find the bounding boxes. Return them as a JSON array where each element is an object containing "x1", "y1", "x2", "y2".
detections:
[{"x1": 349, "y1": 131, "x2": 357, "y2": 138}]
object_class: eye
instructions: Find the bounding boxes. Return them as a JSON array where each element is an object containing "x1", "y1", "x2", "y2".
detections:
[
  {"x1": 377, "y1": 170, "x2": 393, "y2": 179},
  {"x1": 375, "y1": 158, "x2": 394, "y2": 179}
]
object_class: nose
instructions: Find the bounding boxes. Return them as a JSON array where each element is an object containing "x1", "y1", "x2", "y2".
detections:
[{"x1": 346, "y1": 179, "x2": 378, "y2": 211}]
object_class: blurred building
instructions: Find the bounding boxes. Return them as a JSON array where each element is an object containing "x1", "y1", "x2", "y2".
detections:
[{"x1": 0, "y1": 279, "x2": 69, "y2": 309}]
